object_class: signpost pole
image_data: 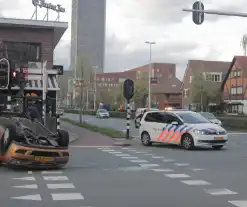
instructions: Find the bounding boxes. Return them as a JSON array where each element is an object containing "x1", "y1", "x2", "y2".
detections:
[
  {"x1": 126, "y1": 100, "x2": 131, "y2": 139},
  {"x1": 42, "y1": 61, "x2": 47, "y2": 126}
]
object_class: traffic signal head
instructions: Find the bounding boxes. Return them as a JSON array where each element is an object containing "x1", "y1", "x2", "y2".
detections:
[
  {"x1": 123, "y1": 79, "x2": 134, "y2": 100},
  {"x1": 0, "y1": 58, "x2": 10, "y2": 89},
  {"x1": 192, "y1": 1, "x2": 204, "y2": 25}
]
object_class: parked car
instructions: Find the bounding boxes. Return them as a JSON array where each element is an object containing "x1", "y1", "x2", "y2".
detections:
[
  {"x1": 199, "y1": 112, "x2": 222, "y2": 126},
  {"x1": 96, "y1": 109, "x2": 110, "y2": 118}
]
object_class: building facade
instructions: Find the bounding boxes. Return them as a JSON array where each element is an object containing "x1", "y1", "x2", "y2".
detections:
[
  {"x1": 95, "y1": 63, "x2": 182, "y2": 109},
  {"x1": 181, "y1": 60, "x2": 231, "y2": 110},
  {"x1": 221, "y1": 56, "x2": 247, "y2": 114},
  {"x1": 70, "y1": 0, "x2": 106, "y2": 77}
]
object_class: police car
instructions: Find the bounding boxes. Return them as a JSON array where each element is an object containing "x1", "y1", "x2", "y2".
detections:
[{"x1": 139, "y1": 110, "x2": 228, "y2": 150}]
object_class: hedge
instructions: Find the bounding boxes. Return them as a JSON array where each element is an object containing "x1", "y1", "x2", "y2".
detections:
[{"x1": 64, "y1": 109, "x2": 247, "y2": 130}]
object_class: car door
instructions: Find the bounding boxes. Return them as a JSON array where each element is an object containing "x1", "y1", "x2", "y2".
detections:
[
  {"x1": 142, "y1": 112, "x2": 168, "y2": 142},
  {"x1": 160, "y1": 112, "x2": 183, "y2": 144}
]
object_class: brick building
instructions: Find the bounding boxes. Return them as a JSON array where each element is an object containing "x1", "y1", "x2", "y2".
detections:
[
  {"x1": 221, "y1": 56, "x2": 247, "y2": 114},
  {"x1": 96, "y1": 63, "x2": 182, "y2": 109},
  {"x1": 181, "y1": 60, "x2": 231, "y2": 109}
]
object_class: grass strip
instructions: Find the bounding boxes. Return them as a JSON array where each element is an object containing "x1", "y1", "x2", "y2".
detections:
[{"x1": 61, "y1": 118, "x2": 125, "y2": 138}]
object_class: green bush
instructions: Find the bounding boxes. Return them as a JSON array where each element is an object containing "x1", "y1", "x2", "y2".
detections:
[
  {"x1": 64, "y1": 110, "x2": 135, "y2": 119},
  {"x1": 61, "y1": 118, "x2": 125, "y2": 138}
]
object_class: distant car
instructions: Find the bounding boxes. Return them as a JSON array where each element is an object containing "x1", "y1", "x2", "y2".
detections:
[
  {"x1": 56, "y1": 109, "x2": 64, "y2": 116},
  {"x1": 96, "y1": 109, "x2": 110, "y2": 118},
  {"x1": 199, "y1": 112, "x2": 222, "y2": 126}
]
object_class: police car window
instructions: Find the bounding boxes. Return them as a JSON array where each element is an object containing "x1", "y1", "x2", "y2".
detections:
[
  {"x1": 145, "y1": 112, "x2": 166, "y2": 123},
  {"x1": 165, "y1": 113, "x2": 181, "y2": 124},
  {"x1": 176, "y1": 112, "x2": 210, "y2": 124}
]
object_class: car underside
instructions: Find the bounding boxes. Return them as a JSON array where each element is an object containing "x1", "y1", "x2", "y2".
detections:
[{"x1": 0, "y1": 113, "x2": 70, "y2": 169}]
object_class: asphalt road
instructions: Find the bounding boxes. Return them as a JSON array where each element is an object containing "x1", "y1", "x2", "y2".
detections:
[
  {"x1": 2, "y1": 129, "x2": 247, "y2": 207},
  {"x1": 63, "y1": 113, "x2": 139, "y2": 137}
]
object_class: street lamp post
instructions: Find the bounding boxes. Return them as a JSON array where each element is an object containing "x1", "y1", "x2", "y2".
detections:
[
  {"x1": 92, "y1": 66, "x2": 98, "y2": 111},
  {"x1": 145, "y1": 41, "x2": 155, "y2": 109}
]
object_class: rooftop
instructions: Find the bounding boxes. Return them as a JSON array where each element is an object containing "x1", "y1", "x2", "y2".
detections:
[{"x1": 0, "y1": 17, "x2": 68, "y2": 47}]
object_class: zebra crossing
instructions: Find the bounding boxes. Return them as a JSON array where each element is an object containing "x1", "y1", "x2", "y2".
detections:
[{"x1": 10, "y1": 170, "x2": 84, "y2": 201}]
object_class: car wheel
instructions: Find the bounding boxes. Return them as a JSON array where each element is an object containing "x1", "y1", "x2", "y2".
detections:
[
  {"x1": 212, "y1": 145, "x2": 223, "y2": 150},
  {"x1": 141, "y1": 132, "x2": 152, "y2": 146},
  {"x1": 58, "y1": 129, "x2": 69, "y2": 147},
  {"x1": 181, "y1": 134, "x2": 194, "y2": 150}
]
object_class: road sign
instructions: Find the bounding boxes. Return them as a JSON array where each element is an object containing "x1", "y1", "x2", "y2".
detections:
[
  {"x1": 123, "y1": 79, "x2": 134, "y2": 100},
  {"x1": 192, "y1": 1, "x2": 204, "y2": 25}
]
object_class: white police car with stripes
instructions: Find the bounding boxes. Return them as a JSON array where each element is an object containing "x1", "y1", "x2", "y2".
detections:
[{"x1": 139, "y1": 110, "x2": 228, "y2": 150}]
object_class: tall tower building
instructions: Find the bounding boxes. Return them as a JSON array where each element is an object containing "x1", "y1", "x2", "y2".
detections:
[{"x1": 70, "y1": 0, "x2": 106, "y2": 77}]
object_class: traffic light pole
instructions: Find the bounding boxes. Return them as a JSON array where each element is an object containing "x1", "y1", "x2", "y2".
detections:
[
  {"x1": 126, "y1": 99, "x2": 131, "y2": 139},
  {"x1": 183, "y1": 9, "x2": 247, "y2": 17}
]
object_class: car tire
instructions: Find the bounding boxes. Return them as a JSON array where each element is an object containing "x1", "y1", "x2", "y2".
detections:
[
  {"x1": 181, "y1": 134, "x2": 194, "y2": 150},
  {"x1": 141, "y1": 132, "x2": 152, "y2": 146},
  {"x1": 212, "y1": 145, "x2": 223, "y2": 150},
  {"x1": 58, "y1": 129, "x2": 69, "y2": 147}
]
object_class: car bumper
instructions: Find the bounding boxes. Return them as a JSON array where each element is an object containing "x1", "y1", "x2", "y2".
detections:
[
  {"x1": 194, "y1": 134, "x2": 228, "y2": 147},
  {"x1": 4, "y1": 142, "x2": 69, "y2": 169}
]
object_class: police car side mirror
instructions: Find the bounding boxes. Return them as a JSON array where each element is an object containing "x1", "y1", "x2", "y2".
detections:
[{"x1": 171, "y1": 121, "x2": 178, "y2": 125}]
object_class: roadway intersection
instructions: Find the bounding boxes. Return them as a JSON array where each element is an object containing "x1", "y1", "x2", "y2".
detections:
[{"x1": 1, "y1": 116, "x2": 247, "y2": 207}]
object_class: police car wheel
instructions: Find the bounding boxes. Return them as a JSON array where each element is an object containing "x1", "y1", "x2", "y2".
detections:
[
  {"x1": 181, "y1": 134, "x2": 194, "y2": 150},
  {"x1": 141, "y1": 132, "x2": 152, "y2": 146},
  {"x1": 212, "y1": 145, "x2": 223, "y2": 150},
  {"x1": 58, "y1": 129, "x2": 69, "y2": 147}
]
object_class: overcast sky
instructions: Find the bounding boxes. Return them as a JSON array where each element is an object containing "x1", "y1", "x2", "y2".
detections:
[{"x1": 1, "y1": 0, "x2": 247, "y2": 80}]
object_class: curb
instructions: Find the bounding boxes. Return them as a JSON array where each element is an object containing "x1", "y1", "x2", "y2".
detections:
[{"x1": 113, "y1": 142, "x2": 132, "y2": 146}]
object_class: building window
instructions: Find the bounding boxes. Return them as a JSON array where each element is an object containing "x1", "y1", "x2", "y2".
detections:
[
  {"x1": 156, "y1": 69, "x2": 160, "y2": 72},
  {"x1": 231, "y1": 86, "x2": 243, "y2": 94},
  {"x1": 2, "y1": 41, "x2": 41, "y2": 62},
  {"x1": 205, "y1": 72, "x2": 222, "y2": 82},
  {"x1": 189, "y1": 76, "x2": 193, "y2": 83},
  {"x1": 184, "y1": 89, "x2": 189, "y2": 98},
  {"x1": 232, "y1": 70, "x2": 241, "y2": 77}
]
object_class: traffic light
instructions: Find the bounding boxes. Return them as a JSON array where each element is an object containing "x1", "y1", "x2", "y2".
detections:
[
  {"x1": 192, "y1": 1, "x2": 204, "y2": 25},
  {"x1": 0, "y1": 58, "x2": 10, "y2": 89},
  {"x1": 10, "y1": 67, "x2": 28, "y2": 87},
  {"x1": 123, "y1": 79, "x2": 134, "y2": 100}
]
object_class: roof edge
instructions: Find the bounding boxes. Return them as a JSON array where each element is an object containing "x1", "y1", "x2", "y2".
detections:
[{"x1": 220, "y1": 56, "x2": 236, "y2": 90}]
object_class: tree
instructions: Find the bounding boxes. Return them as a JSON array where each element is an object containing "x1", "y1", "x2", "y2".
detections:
[
  {"x1": 190, "y1": 72, "x2": 221, "y2": 111},
  {"x1": 133, "y1": 80, "x2": 148, "y2": 107},
  {"x1": 112, "y1": 83, "x2": 125, "y2": 105}
]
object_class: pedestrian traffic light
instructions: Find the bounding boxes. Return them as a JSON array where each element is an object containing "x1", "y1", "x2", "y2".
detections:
[
  {"x1": 0, "y1": 58, "x2": 10, "y2": 89},
  {"x1": 192, "y1": 1, "x2": 204, "y2": 25},
  {"x1": 123, "y1": 79, "x2": 134, "y2": 100}
]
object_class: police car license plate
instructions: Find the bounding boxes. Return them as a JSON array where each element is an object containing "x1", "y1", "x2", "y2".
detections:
[
  {"x1": 215, "y1": 137, "x2": 224, "y2": 140},
  {"x1": 34, "y1": 156, "x2": 53, "y2": 162}
]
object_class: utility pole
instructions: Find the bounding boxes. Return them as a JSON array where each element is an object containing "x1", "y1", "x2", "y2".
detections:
[
  {"x1": 92, "y1": 66, "x2": 98, "y2": 111},
  {"x1": 145, "y1": 41, "x2": 155, "y2": 109}
]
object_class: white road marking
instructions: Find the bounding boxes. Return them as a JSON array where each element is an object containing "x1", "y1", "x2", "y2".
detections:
[
  {"x1": 11, "y1": 194, "x2": 42, "y2": 201},
  {"x1": 41, "y1": 171, "x2": 63, "y2": 174},
  {"x1": 121, "y1": 156, "x2": 139, "y2": 159},
  {"x1": 115, "y1": 154, "x2": 131, "y2": 157},
  {"x1": 108, "y1": 151, "x2": 122, "y2": 154},
  {"x1": 101, "y1": 149, "x2": 116, "y2": 152},
  {"x1": 165, "y1": 174, "x2": 190, "y2": 178},
  {"x1": 205, "y1": 189, "x2": 238, "y2": 195},
  {"x1": 228, "y1": 200, "x2": 247, "y2": 207},
  {"x1": 130, "y1": 160, "x2": 148, "y2": 163},
  {"x1": 143, "y1": 154, "x2": 153, "y2": 156},
  {"x1": 46, "y1": 183, "x2": 75, "y2": 189},
  {"x1": 121, "y1": 148, "x2": 130, "y2": 149},
  {"x1": 139, "y1": 164, "x2": 160, "y2": 168},
  {"x1": 135, "y1": 151, "x2": 147, "y2": 154},
  {"x1": 190, "y1": 168, "x2": 205, "y2": 171},
  {"x1": 175, "y1": 163, "x2": 189, "y2": 166},
  {"x1": 127, "y1": 149, "x2": 137, "y2": 152},
  {"x1": 12, "y1": 184, "x2": 38, "y2": 189},
  {"x1": 51, "y1": 193, "x2": 84, "y2": 200},
  {"x1": 43, "y1": 176, "x2": 68, "y2": 181},
  {"x1": 181, "y1": 180, "x2": 211, "y2": 185},
  {"x1": 13, "y1": 177, "x2": 35, "y2": 181},
  {"x1": 163, "y1": 159, "x2": 175, "y2": 163},
  {"x1": 151, "y1": 169, "x2": 174, "y2": 172},
  {"x1": 152, "y1": 156, "x2": 164, "y2": 159},
  {"x1": 27, "y1": 171, "x2": 33, "y2": 175}
]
